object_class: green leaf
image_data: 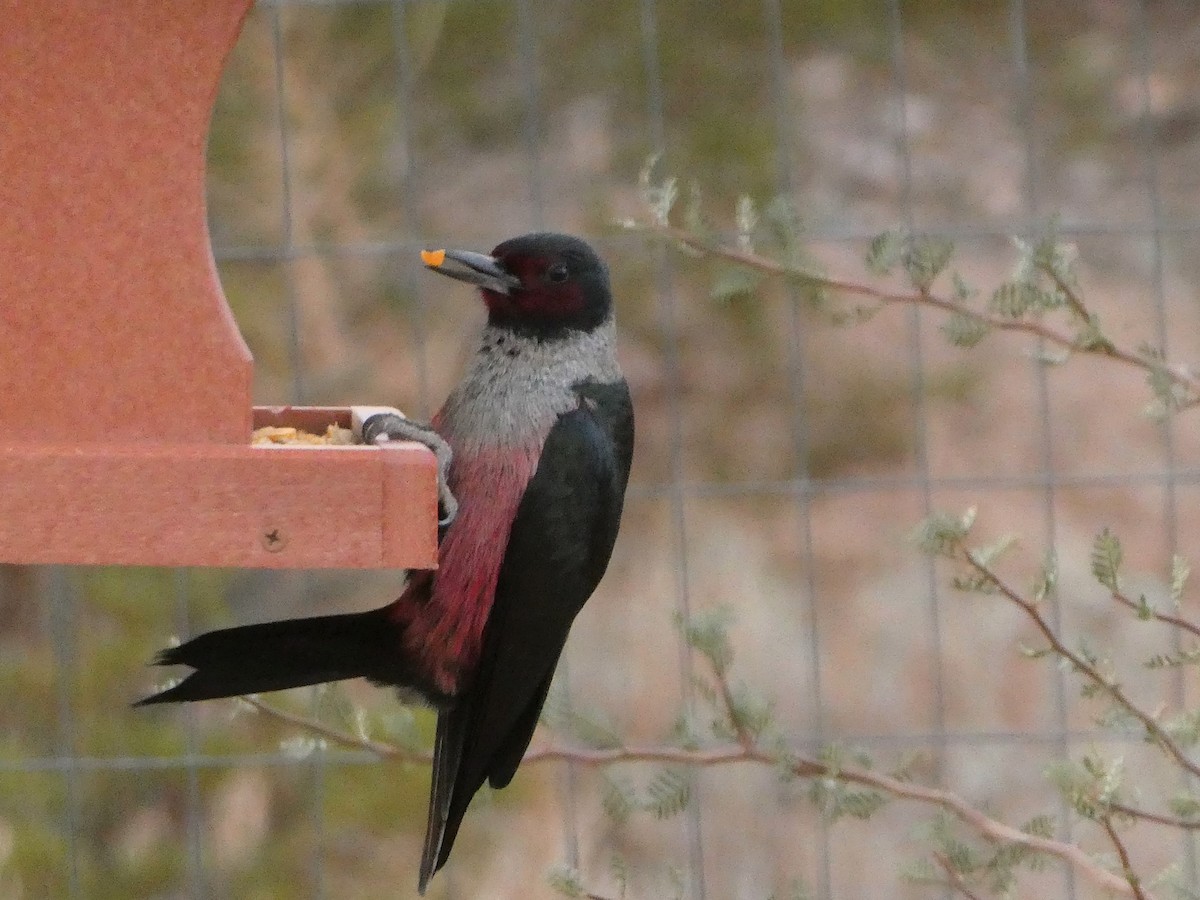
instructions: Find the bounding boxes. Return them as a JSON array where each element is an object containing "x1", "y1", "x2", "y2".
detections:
[
  {"x1": 815, "y1": 743, "x2": 846, "y2": 781},
  {"x1": 899, "y1": 858, "x2": 939, "y2": 885},
  {"x1": 1145, "y1": 647, "x2": 1200, "y2": 669},
  {"x1": 1139, "y1": 344, "x2": 1189, "y2": 416},
  {"x1": 1091, "y1": 529, "x2": 1122, "y2": 592},
  {"x1": 1095, "y1": 703, "x2": 1139, "y2": 733},
  {"x1": 1011, "y1": 236, "x2": 1036, "y2": 282},
  {"x1": 825, "y1": 301, "x2": 885, "y2": 327},
  {"x1": 1019, "y1": 643, "x2": 1051, "y2": 659},
  {"x1": 951, "y1": 271, "x2": 977, "y2": 302},
  {"x1": 1021, "y1": 815, "x2": 1056, "y2": 839},
  {"x1": 809, "y1": 777, "x2": 886, "y2": 824},
  {"x1": 609, "y1": 855, "x2": 630, "y2": 898},
  {"x1": 710, "y1": 266, "x2": 763, "y2": 305},
  {"x1": 941, "y1": 312, "x2": 990, "y2": 348},
  {"x1": 1073, "y1": 319, "x2": 1115, "y2": 353},
  {"x1": 1132, "y1": 594, "x2": 1154, "y2": 620},
  {"x1": 971, "y1": 534, "x2": 1019, "y2": 568},
  {"x1": 1032, "y1": 228, "x2": 1080, "y2": 296},
  {"x1": 887, "y1": 752, "x2": 921, "y2": 782},
  {"x1": 735, "y1": 195, "x2": 758, "y2": 251},
  {"x1": 539, "y1": 686, "x2": 623, "y2": 749},
  {"x1": 726, "y1": 681, "x2": 774, "y2": 739},
  {"x1": 1031, "y1": 551, "x2": 1058, "y2": 604},
  {"x1": 546, "y1": 863, "x2": 586, "y2": 898},
  {"x1": 989, "y1": 281, "x2": 1039, "y2": 318},
  {"x1": 838, "y1": 789, "x2": 887, "y2": 820},
  {"x1": 1031, "y1": 346, "x2": 1072, "y2": 366},
  {"x1": 911, "y1": 509, "x2": 974, "y2": 558},
  {"x1": 1164, "y1": 710, "x2": 1200, "y2": 748},
  {"x1": 677, "y1": 607, "x2": 735, "y2": 675},
  {"x1": 669, "y1": 708, "x2": 704, "y2": 750},
  {"x1": 1152, "y1": 863, "x2": 1200, "y2": 900},
  {"x1": 1027, "y1": 286, "x2": 1063, "y2": 312},
  {"x1": 645, "y1": 768, "x2": 692, "y2": 820},
  {"x1": 764, "y1": 194, "x2": 805, "y2": 256},
  {"x1": 1170, "y1": 792, "x2": 1200, "y2": 821},
  {"x1": 1171, "y1": 554, "x2": 1191, "y2": 608},
  {"x1": 865, "y1": 228, "x2": 907, "y2": 276},
  {"x1": 952, "y1": 570, "x2": 996, "y2": 594},
  {"x1": 638, "y1": 154, "x2": 677, "y2": 226},
  {"x1": 1045, "y1": 759, "x2": 1105, "y2": 820},
  {"x1": 903, "y1": 235, "x2": 954, "y2": 290},
  {"x1": 690, "y1": 674, "x2": 719, "y2": 707},
  {"x1": 790, "y1": 275, "x2": 830, "y2": 311},
  {"x1": 601, "y1": 775, "x2": 636, "y2": 824}
]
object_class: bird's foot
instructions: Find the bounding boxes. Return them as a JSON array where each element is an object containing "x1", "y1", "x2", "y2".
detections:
[{"x1": 360, "y1": 412, "x2": 457, "y2": 528}]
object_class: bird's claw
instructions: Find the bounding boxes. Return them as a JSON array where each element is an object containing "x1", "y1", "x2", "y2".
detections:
[{"x1": 361, "y1": 413, "x2": 458, "y2": 529}]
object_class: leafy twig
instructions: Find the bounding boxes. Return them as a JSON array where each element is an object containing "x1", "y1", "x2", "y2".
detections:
[
  {"x1": 242, "y1": 697, "x2": 1145, "y2": 895},
  {"x1": 241, "y1": 695, "x2": 402, "y2": 758},
  {"x1": 1110, "y1": 588, "x2": 1200, "y2": 641},
  {"x1": 1034, "y1": 256, "x2": 1091, "y2": 325},
  {"x1": 958, "y1": 549, "x2": 1200, "y2": 782},
  {"x1": 631, "y1": 220, "x2": 1200, "y2": 409},
  {"x1": 1108, "y1": 801, "x2": 1200, "y2": 831}
]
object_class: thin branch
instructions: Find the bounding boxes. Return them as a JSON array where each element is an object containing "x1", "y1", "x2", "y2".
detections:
[
  {"x1": 242, "y1": 697, "x2": 1145, "y2": 896},
  {"x1": 961, "y1": 549, "x2": 1200, "y2": 782},
  {"x1": 1109, "y1": 801, "x2": 1200, "y2": 830},
  {"x1": 715, "y1": 670, "x2": 755, "y2": 749},
  {"x1": 1034, "y1": 258, "x2": 1092, "y2": 325},
  {"x1": 244, "y1": 695, "x2": 769, "y2": 768},
  {"x1": 631, "y1": 221, "x2": 1200, "y2": 407},
  {"x1": 251, "y1": 700, "x2": 1142, "y2": 895},
  {"x1": 1110, "y1": 588, "x2": 1200, "y2": 641},
  {"x1": 932, "y1": 852, "x2": 985, "y2": 900},
  {"x1": 241, "y1": 695, "x2": 408, "y2": 759},
  {"x1": 1100, "y1": 817, "x2": 1149, "y2": 900},
  {"x1": 243, "y1": 696, "x2": 1142, "y2": 892},
  {"x1": 246, "y1": 600, "x2": 1175, "y2": 900},
  {"x1": 805, "y1": 754, "x2": 1145, "y2": 897}
]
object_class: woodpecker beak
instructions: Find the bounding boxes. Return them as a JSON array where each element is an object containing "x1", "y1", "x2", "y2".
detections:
[{"x1": 422, "y1": 248, "x2": 521, "y2": 295}]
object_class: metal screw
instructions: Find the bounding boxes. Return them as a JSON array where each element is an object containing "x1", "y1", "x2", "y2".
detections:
[{"x1": 261, "y1": 527, "x2": 287, "y2": 552}]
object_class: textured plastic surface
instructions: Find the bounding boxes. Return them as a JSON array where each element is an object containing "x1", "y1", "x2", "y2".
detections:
[
  {"x1": 0, "y1": 3, "x2": 438, "y2": 569},
  {"x1": 0, "y1": 0, "x2": 254, "y2": 443},
  {"x1": 0, "y1": 434, "x2": 438, "y2": 569}
]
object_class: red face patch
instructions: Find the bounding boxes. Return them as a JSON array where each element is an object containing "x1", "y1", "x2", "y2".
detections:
[{"x1": 481, "y1": 252, "x2": 587, "y2": 324}]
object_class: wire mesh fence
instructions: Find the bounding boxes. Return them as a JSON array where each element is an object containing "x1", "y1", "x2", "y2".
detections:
[{"x1": 5, "y1": 0, "x2": 1200, "y2": 897}]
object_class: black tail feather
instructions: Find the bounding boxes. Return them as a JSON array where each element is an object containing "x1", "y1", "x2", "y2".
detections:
[
  {"x1": 418, "y1": 706, "x2": 468, "y2": 894},
  {"x1": 135, "y1": 607, "x2": 409, "y2": 706}
]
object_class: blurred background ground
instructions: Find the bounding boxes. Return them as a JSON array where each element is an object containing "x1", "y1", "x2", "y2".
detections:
[{"x1": 5, "y1": 1, "x2": 1200, "y2": 897}]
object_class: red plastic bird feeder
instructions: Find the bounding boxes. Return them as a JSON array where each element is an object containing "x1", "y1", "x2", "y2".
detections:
[{"x1": 0, "y1": 1, "x2": 439, "y2": 569}]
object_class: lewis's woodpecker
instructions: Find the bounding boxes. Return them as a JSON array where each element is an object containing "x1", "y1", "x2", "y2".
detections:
[{"x1": 138, "y1": 232, "x2": 634, "y2": 893}]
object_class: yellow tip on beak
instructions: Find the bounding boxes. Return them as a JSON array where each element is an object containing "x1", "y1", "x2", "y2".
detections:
[{"x1": 420, "y1": 249, "x2": 446, "y2": 268}]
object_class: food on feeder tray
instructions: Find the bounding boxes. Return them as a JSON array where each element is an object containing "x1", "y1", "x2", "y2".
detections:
[{"x1": 251, "y1": 424, "x2": 355, "y2": 446}]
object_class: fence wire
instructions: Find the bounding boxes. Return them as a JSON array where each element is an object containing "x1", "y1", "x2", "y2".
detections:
[{"x1": 7, "y1": 0, "x2": 1200, "y2": 897}]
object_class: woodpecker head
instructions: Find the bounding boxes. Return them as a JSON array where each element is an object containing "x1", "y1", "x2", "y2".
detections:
[{"x1": 422, "y1": 232, "x2": 612, "y2": 338}]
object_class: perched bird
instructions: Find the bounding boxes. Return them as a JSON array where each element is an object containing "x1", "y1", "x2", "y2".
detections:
[{"x1": 137, "y1": 232, "x2": 634, "y2": 893}]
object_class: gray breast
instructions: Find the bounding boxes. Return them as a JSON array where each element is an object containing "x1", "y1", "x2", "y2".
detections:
[{"x1": 439, "y1": 317, "x2": 622, "y2": 451}]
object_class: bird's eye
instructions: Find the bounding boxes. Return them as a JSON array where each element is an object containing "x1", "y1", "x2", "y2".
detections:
[{"x1": 547, "y1": 263, "x2": 569, "y2": 283}]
